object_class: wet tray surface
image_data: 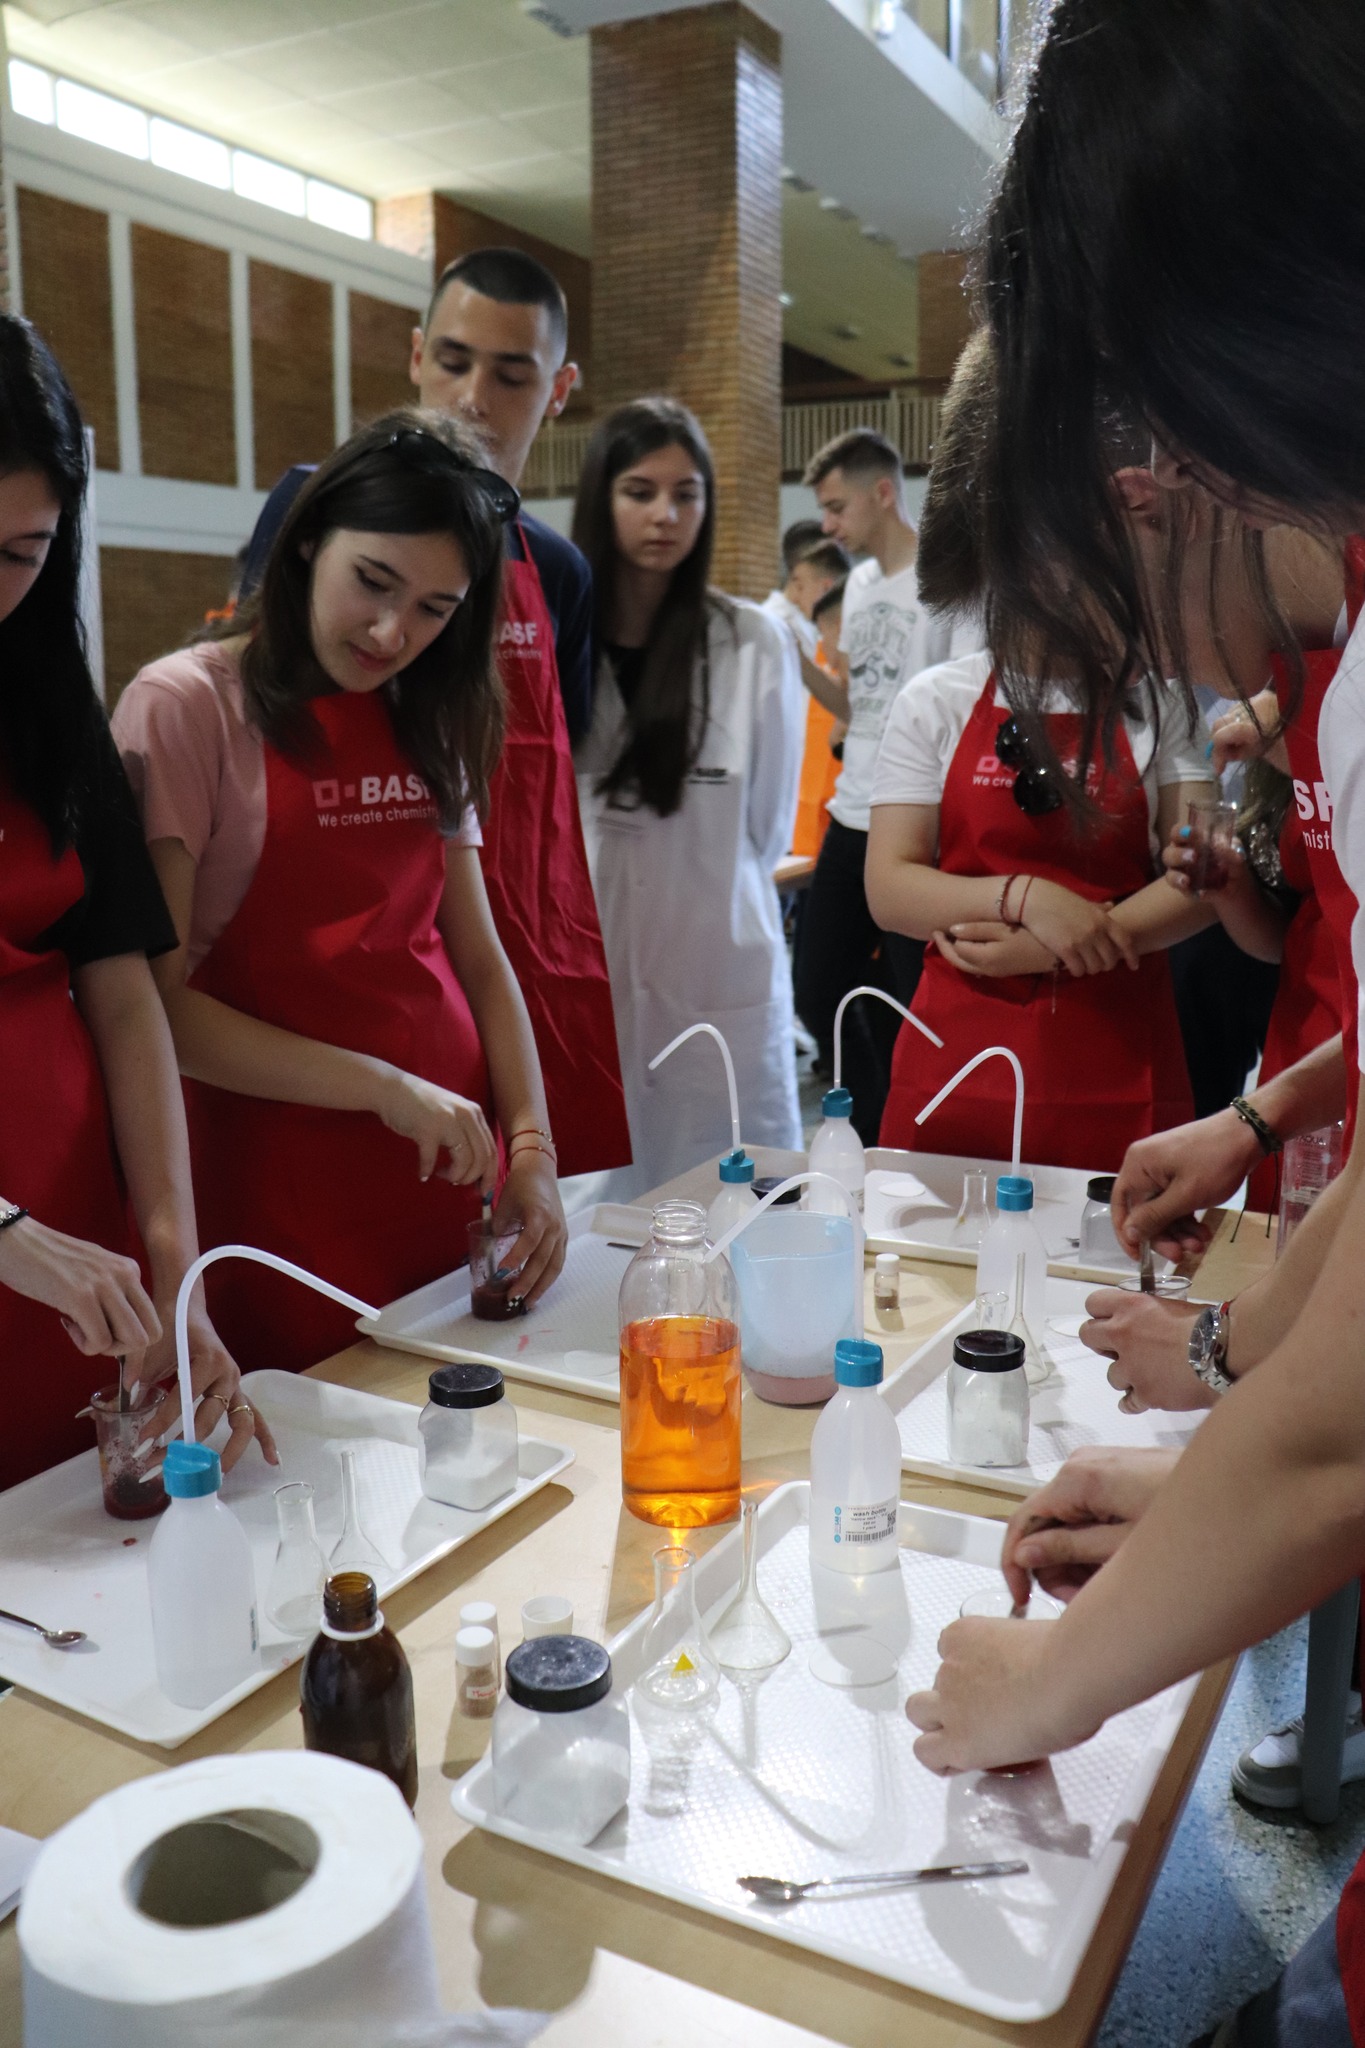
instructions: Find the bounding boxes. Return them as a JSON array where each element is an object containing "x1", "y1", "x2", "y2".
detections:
[
  {"x1": 358, "y1": 1204, "x2": 651, "y2": 1401},
  {"x1": 452, "y1": 1483, "x2": 1196, "y2": 2022},
  {"x1": 0, "y1": 1370, "x2": 572, "y2": 1747},
  {"x1": 885, "y1": 1275, "x2": 1208, "y2": 1497}
]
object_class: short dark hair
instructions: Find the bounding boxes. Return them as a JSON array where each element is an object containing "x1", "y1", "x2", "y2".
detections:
[
  {"x1": 794, "y1": 538, "x2": 850, "y2": 582},
  {"x1": 803, "y1": 428, "x2": 903, "y2": 491},
  {"x1": 812, "y1": 577, "x2": 846, "y2": 625},
  {"x1": 780, "y1": 519, "x2": 824, "y2": 573},
  {"x1": 426, "y1": 247, "x2": 568, "y2": 359},
  {"x1": 213, "y1": 409, "x2": 507, "y2": 827}
]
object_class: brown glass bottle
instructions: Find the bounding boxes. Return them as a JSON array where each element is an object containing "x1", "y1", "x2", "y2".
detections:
[{"x1": 300, "y1": 1572, "x2": 418, "y2": 1809}]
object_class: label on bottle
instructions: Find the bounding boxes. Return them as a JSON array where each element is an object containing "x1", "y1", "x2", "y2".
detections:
[
  {"x1": 832, "y1": 1498, "x2": 899, "y2": 1546},
  {"x1": 461, "y1": 1679, "x2": 497, "y2": 1702}
]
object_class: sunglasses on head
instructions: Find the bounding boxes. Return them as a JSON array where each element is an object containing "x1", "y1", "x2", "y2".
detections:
[
  {"x1": 385, "y1": 427, "x2": 522, "y2": 524},
  {"x1": 995, "y1": 716, "x2": 1064, "y2": 817}
]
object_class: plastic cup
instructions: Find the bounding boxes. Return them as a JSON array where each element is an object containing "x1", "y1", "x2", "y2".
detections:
[
  {"x1": 959, "y1": 1585, "x2": 1064, "y2": 1622},
  {"x1": 521, "y1": 1594, "x2": 574, "y2": 1639}
]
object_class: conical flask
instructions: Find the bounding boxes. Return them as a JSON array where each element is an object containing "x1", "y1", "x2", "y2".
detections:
[
  {"x1": 329, "y1": 1446, "x2": 391, "y2": 1579},
  {"x1": 951, "y1": 1169, "x2": 992, "y2": 1250},
  {"x1": 266, "y1": 1480, "x2": 328, "y2": 1636},
  {"x1": 708, "y1": 1499, "x2": 790, "y2": 1673},
  {"x1": 637, "y1": 1545, "x2": 721, "y2": 1710}
]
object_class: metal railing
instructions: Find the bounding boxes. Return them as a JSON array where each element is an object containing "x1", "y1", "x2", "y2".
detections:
[{"x1": 520, "y1": 391, "x2": 943, "y2": 500}]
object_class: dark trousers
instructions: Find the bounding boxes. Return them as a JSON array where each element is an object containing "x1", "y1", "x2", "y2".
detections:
[
  {"x1": 1169, "y1": 924, "x2": 1280, "y2": 1121},
  {"x1": 793, "y1": 817, "x2": 925, "y2": 1145}
]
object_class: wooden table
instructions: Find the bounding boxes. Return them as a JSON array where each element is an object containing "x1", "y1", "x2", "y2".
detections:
[{"x1": 0, "y1": 1159, "x2": 1273, "y2": 2047}]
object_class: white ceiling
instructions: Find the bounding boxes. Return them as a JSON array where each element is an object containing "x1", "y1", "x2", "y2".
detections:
[{"x1": 4, "y1": 0, "x2": 988, "y2": 381}]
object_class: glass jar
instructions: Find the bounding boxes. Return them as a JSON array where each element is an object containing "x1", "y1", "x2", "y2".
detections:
[
  {"x1": 946, "y1": 1329, "x2": 1029, "y2": 1467},
  {"x1": 1078, "y1": 1175, "x2": 1126, "y2": 1267},
  {"x1": 492, "y1": 1635, "x2": 630, "y2": 1844},
  {"x1": 419, "y1": 1364, "x2": 518, "y2": 1511},
  {"x1": 618, "y1": 1200, "x2": 741, "y2": 1526}
]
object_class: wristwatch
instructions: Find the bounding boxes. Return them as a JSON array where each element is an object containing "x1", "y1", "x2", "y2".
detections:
[
  {"x1": 0, "y1": 1200, "x2": 28, "y2": 1232},
  {"x1": 1188, "y1": 1300, "x2": 1234, "y2": 1394}
]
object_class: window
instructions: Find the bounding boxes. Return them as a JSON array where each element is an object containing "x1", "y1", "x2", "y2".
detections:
[
  {"x1": 150, "y1": 117, "x2": 231, "y2": 191},
  {"x1": 55, "y1": 78, "x2": 148, "y2": 160}
]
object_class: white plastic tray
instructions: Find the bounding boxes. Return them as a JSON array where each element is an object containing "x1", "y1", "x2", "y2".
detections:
[
  {"x1": 886, "y1": 1275, "x2": 1208, "y2": 1497},
  {"x1": 358, "y1": 1203, "x2": 651, "y2": 1401},
  {"x1": 865, "y1": 1148, "x2": 1172, "y2": 1283},
  {"x1": 452, "y1": 1483, "x2": 1197, "y2": 2022},
  {"x1": 0, "y1": 1369, "x2": 573, "y2": 1748}
]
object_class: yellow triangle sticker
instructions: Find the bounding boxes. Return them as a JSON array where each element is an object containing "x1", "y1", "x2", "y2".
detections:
[{"x1": 672, "y1": 1651, "x2": 696, "y2": 1674}]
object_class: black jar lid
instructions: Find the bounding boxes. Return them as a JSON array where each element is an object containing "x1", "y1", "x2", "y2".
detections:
[
  {"x1": 505, "y1": 1634, "x2": 612, "y2": 1713},
  {"x1": 1086, "y1": 1175, "x2": 1116, "y2": 1203},
  {"x1": 752, "y1": 1175, "x2": 801, "y2": 1206},
  {"x1": 952, "y1": 1330, "x2": 1026, "y2": 1374},
  {"x1": 427, "y1": 1363, "x2": 505, "y2": 1409}
]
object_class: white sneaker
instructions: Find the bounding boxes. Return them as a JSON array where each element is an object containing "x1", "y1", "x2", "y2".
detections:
[{"x1": 1232, "y1": 1693, "x2": 1365, "y2": 1809}]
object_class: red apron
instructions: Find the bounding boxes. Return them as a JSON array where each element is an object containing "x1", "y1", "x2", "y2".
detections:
[
  {"x1": 480, "y1": 532, "x2": 630, "y2": 1176},
  {"x1": 184, "y1": 692, "x2": 490, "y2": 1372},
  {"x1": 0, "y1": 785, "x2": 132, "y2": 1487},
  {"x1": 879, "y1": 675, "x2": 1192, "y2": 1169}
]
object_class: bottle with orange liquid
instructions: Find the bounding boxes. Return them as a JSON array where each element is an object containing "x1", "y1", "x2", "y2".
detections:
[{"x1": 619, "y1": 1200, "x2": 741, "y2": 1528}]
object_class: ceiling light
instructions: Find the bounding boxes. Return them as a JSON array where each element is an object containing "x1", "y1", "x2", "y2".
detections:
[
  {"x1": 307, "y1": 179, "x2": 372, "y2": 239},
  {"x1": 781, "y1": 168, "x2": 816, "y2": 193},
  {"x1": 833, "y1": 323, "x2": 863, "y2": 341},
  {"x1": 819, "y1": 196, "x2": 858, "y2": 222},
  {"x1": 872, "y1": 0, "x2": 900, "y2": 39},
  {"x1": 55, "y1": 76, "x2": 147, "y2": 159},
  {"x1": 233, "y1": 150, "x2": 306, "y2": 217},
  {"x1": 8, "y1": 59, "x2": 53, "y2": 124},
  {"x1": 779, "y1": 291, "x2": 794, "y2": 308},
  {"x1": 521, "y1": 1, "x2": 577, "y2": 34},
  {"x1": 861, "y1": 224, "x2": 895, "y2": 246},
  {"x1": 150, "y1": 116, "x2": 230, "y2": 189},
  {"x1": 887, "y1": 352, "x2": 914, "y2": 368}
]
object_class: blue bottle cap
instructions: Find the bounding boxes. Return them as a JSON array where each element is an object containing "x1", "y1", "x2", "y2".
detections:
[
  {"x1": 718, "y1": 1148, "x2": 755, "y2": 1184},
  {"x1": 995, "y1": 1175, "x2": 1035, "y2": 1212},
  {"x1": 821, "y1": 1087, "x2": 854, "y2": 1119},
  {"x1": 162, "y1": 1441, "x2": 222, "y2": 1498},
  {"x1": 834, "y1": 1338, "x2": 884, "y2": 1387}
]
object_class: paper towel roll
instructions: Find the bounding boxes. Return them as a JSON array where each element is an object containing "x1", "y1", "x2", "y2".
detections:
[{"x1": 19, "y1": 1751, "x2": 545, "y2": 2048}]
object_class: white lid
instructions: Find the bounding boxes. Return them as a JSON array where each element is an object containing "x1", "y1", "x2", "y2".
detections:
[
  {"x1": 459, "y1": 1601, "x2": 498, "y2": 1632},
  {"x1": 455, "y1": 1626, "x2": 496, "y2": 1661},
  {"x1": 875, "y1": 1252, "x2": 899, "y2": 1275}
]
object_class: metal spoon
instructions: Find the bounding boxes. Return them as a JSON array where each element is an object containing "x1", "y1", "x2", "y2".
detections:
[
  {"x1": 738, "y1": 1859, "x2": 1028, "y2": 1904},
  {"x1": 1138, "y1": 1239, "x2": 1157, "y2": 1294},
  {"x1": 0, "y1": 1605, "x2": 87, "y2": 1650}
]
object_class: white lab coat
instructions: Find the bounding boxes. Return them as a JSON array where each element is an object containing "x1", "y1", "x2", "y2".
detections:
[{"x1": 577, "y1": 598, "x2": 805, "y2": 1192}]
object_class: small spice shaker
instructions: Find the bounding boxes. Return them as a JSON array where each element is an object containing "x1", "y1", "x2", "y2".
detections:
[
  {"x1": 456, "y1": 1625, "x2": 499, "y2": 1718},
  {"x1": 418, "y1": 1363, "x2": 518, "y2": 1511},
  {"x1": 459, "y1": 1600, "x2": 500, "y2": 1687},
  {"x1": 946, "y1": 1329, "x2": 1029, "y2": 1468},
  {"x1": 873, "y1": 1252, "x2": 900, "y2": 1312}
]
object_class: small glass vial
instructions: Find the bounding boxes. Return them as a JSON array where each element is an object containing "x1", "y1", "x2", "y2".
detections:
[
  {"x1": 873, "y1": 1252, "x2": 900, "y2": 1312},
  {"x1": 460, "y1": 1600, "x2": 501, "y2": 1686},
  {"x1": 492, "y1": 1635, "x2": 631, "y2": 1845},
  {"x1": 419, "y1": 1363, "x2": 518, "y2": 1512},
  {"x1": 300, "y1": 1572, "x2": 418, "y2": 1808},
  {"x1": 946, "y1": 1330, "x2": 1029, "y2": 1468},
  {"x1": 456, "y1": 1625, "x2": 499, "y2": 1718}
]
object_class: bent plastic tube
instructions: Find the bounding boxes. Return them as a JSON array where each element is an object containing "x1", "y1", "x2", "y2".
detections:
[
  {"x1": 649, "y1": 1021, "x2": 743, "y2": 1156},
  {"x1": 913, "y1": 1045, "x2": 1025, "y2": 1175},
  {"x1": 833, "y1": 984, "x2": 943, "y2": 1091}
]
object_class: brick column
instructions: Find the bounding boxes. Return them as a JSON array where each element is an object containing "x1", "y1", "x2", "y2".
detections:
[
  {"x1": 590, "y1": 3, "x2": 782, "y2": 601},
  {"x1": 917, "y1": 250, "x2": 975, "y2": 384}
]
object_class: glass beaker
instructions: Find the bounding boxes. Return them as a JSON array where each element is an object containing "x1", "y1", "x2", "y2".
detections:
[
  {"x1": 1277, "y1": 1122, "x2": 1346, "y2": 1255},
  {"x1": 708, "y1": 1499, "x2": 790, "y2": 1674},
  {"x1": 951, "y1": 1168, "x2": 993, "y2": 1250},
  {"x1": 329, "y1": 1445, "x2": 390, "y2": 1579},
  {"x1": 91, "y1": 1383, "x2": 169, "y2": 1520},
  {"x1": 467, "y1": 1218, "x2": 527, "y2": 1322},
  {"x1": 619, "y1": 1201, "x2": 741, "y2": 1527},
  {"x1": 266, "y1": 1481, "x2": 328, "y2": 1636},
  {"x1": 637, "y1": 1544, "x2": 721, "y2": 1711},
  {"x1": 1186, "y1": 797, "x2": 1238, "y2": 893}
]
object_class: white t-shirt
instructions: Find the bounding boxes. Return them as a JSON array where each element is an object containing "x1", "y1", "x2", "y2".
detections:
[
  {"x1": 870, "y1": 649, "x2": 1213, "y2": 859},
  {"x1": 1318, "y1": 608, "x2": 1365, "y2": 1068},
  {"x1": 830, "y1": 556, "x2": 968, "y2": 832}
]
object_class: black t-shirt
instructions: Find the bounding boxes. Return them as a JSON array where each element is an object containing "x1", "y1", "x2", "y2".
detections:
[
  {"x1": 241, "y1": 468, "x2": 596, "y2": 742},
  {"x1": 33, "y1": 721, "x2": 177, "y2": 969}
]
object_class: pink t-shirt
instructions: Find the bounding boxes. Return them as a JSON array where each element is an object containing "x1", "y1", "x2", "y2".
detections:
[{"x1": 113, "y1": 643, "x2": 481, "y2": 973}]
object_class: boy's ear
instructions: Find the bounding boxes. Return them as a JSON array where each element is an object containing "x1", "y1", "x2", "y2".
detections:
[{"x1": 1111, "y1": 465, "x2": 1163, "y2": 528}]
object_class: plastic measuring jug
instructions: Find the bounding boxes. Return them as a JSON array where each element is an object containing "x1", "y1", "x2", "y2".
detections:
[{"x1": 707, "y1": 1170, "x2": 863, "y2": 1407}]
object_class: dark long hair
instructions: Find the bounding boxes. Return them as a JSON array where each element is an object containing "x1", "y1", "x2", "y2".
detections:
[
  {"x1": 0, "y1": 316, "x2": 103, "y2": 853},
  {"x1": 572, "y1": 397, "x2": 725, "y2": 817},
  {"x1": 213, "y1": 410, "x2": 506, "y2": 825},
  {"x1": 977, "y1": 0, "x2": 1365, "y2": 776}
]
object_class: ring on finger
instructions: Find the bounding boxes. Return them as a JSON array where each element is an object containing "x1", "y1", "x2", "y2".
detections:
[
  {"x1": 227, "y1": 1402, "x2": 253, "y2": 1420},
  {"x1": 197, "y1": 1390, "x2": 229, "y2": 1413}
]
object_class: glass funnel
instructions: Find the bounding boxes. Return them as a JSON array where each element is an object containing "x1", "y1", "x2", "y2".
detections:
[
  {"x1": 329, "y1": 1445, "x2": 390, "y2": 1579},
  {"x1": 266, "y1": 1481, "x2": 328, "y2": 1636},
  {"x1": 1008, "y1": 1250, "x2": 1051, "y2": 1386},
  {"x1": 637, "y1": 1544, "x2": 721, "y2": 1710},
  {"x1": 951, "y1": 1169, "x2": 992, "y2": 1250},
  {"x1": 708, "y1": 1499, "x2": 790, "y2": 1674}
]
